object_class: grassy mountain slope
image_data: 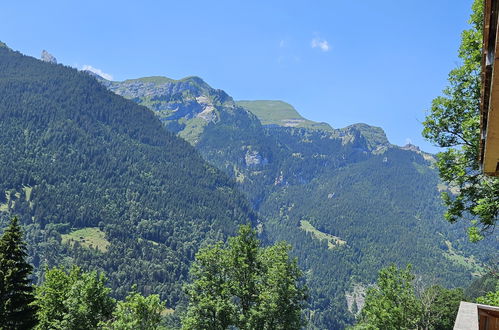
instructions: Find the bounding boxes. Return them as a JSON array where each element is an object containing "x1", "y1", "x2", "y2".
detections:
[
  {"x1": 0, "y1": 45, "x2": 256, "y2": 307},
  {"x1": 237, "y1": 100, "x2": 333, "y2": 131}
]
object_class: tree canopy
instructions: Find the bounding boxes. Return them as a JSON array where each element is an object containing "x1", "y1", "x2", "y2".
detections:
[
  {"x1": 102, "y1": 287, "x2": 166, "y2": 330},
  {"x1": 355, "y1": 265, "x2": 420, "y2": 330},
  {"x1": 422, "y1": 0, "x2": 498, "y2": 241},
  {"x1": 35, "y1": 266, "x2": 115, "y2": 329},
  {"x1": 354, "y1": 265, "x2": 464, "y2": 330},
  {"x1": 476, "y1": 282, "x2": 499, "y2": 306},
  {"x1": 182, "y1": 225, "x2": 307, "y2": 329}
]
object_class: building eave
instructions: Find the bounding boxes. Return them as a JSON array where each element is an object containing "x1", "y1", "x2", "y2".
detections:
[{"x1": 481, "y1": 0, "x2": 499, "y2": 175}]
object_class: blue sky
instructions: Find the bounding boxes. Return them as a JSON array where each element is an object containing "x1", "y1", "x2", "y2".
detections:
[{"x1": 1, "y1": 0, "x2": 473, "y2": 153}]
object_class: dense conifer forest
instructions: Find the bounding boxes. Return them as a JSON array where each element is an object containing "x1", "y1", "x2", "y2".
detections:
[{"x1": 0, "y1": 44, "x2": 256, "y2": 309}]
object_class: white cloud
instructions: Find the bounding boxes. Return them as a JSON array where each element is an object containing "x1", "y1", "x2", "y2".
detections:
[
  {"x1": 81, "y1": 65, "x2": 113, "y2": 80},
  {"x1": 311, "y1": 37, "x2": 330, "y2": 52},
  {"x1": 279, "y1": 39, "x2": 286, "y2": 48}
]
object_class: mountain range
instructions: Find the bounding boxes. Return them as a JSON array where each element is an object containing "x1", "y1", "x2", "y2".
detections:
[
  {"x1": 99, "y1": 73, "x2": 496, "y2": 327},
  {"x1": 0, "y1": 44, "x2": 495, "y2": 329}
]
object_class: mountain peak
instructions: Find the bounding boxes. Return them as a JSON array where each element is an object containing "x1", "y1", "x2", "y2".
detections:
[
  {"x1": 337, "y1": 123, "x2": 391, "y2": 151},
  {"x1": 179, "y1": 75, "x2": 207, "y2": 84},
  {"x1": 40, "y1": 50, "x2": 57, "y2": 64},
  {"x1": 401, "y1": 143, "x2": 421, "y2": 152}
]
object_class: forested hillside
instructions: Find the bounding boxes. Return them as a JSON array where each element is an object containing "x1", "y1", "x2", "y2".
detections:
[
  {"x1": 105, "y1": 74, "x2": 496, "y2": 328},
  {"x1": 0, "y1": 45, "x2": 256, "y2": 309}
]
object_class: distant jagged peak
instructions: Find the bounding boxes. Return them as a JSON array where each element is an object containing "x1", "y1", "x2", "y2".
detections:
[
  {"x1": 40, "y1": 50, "x2": 57, "y2": 64},
  {"x1": 0, "y1": 41, "x2": 9, "y2": 49},
  {"x1": 236, "y1": 100, "x2": 333, "y2": 132},
  {"x1": 400, "y1": 143, "x2": 435, "y2": 162},
  {"x1": 401, "y1": 143, "x2": 421, "y2": 152}
]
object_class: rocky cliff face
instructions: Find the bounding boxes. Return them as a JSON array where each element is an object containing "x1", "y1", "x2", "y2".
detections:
[
  {"x1": 102, "y1": 75, "x2": 391, "y2": 152},
  {"x1": 98, "y1": 75, "x2": 397, "y2": 203},
  {"x1": 103, "y1": 76, "x2": 247, "y2": 144}
]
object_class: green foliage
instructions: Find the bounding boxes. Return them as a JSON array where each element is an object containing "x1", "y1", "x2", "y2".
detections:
[
  {"x1": 35, "y1": 266, "x2": 115, "y2": 329},
  {"x1": 182, "y1": 225, "x2": 307, "y2": 329},
  {"x1": 422, "y1": 0, "x2": 498, "y2": 240},
  {"x1": 419, "y1": 285, "x2": 464, "y2": 330},
  {"x1": 35, "y1": 267, "x2": 169, "y2": 329},
  {"x1": 355, "y1": 265, "x2": 463, "y2": 330},
  {"x1": 476, "y1": 283, "x2": 499, "y2": 306},
  {"x1": 356, "y1": 265, "x2": 420, "y2": 330},
  {"x1": 102, "y1": 288, "x2": 166, "y2": 330},
  {"x1": 0, "y1": 32, "x2": 486, "y2": 330},
  {"x1": 0, "y1": 217, "x2": 37, "y2": 329},
  {"x1": 465, "y1": 271, "x2": 499, "y2": 300},
  {"x1": 262, "y1": 145, "x2": 491, "y2": 328}
]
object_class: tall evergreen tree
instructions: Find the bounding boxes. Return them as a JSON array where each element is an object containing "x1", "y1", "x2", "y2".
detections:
[{"x1": 0, "y1": 217, "x2": 37, "y2": 329}]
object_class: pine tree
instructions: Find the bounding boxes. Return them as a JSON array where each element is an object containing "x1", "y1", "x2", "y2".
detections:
[{"x1": 0, "y1": 217, "x2": 37, "y2": 329}]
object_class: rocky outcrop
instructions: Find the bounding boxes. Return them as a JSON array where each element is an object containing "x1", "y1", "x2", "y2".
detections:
[
  {"x1": 401, "y1": 143, "x2": 421, "y2": 152},
  {"x1": 332, "y1": 123, "x2": 392, "y2": 153},
  {"x1": 41, "y1": 50, "x2": 57, "y2": 64},
  {"x1": 401, "y1": 143, "x2": 435, "y2": 162},
  {"x1": 345, "y1": 283, "x2": 368, "y2": 315},
  {"x1": 244, "y1": 150, "x2": 268, "y2": 167},
  {"x1": 100, "y1": 76, "x2": 250, "y2": 143}
]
